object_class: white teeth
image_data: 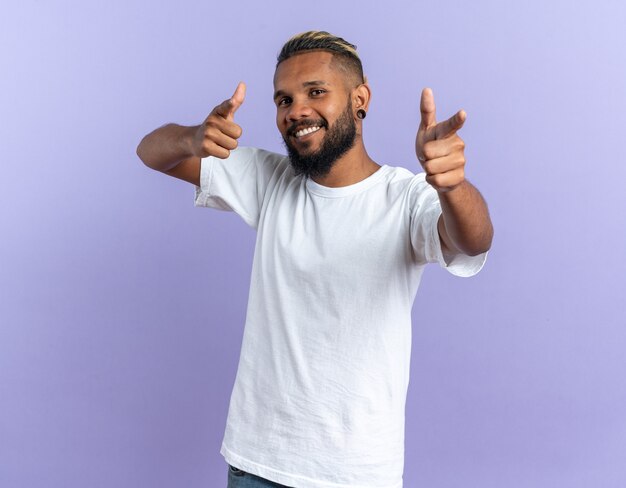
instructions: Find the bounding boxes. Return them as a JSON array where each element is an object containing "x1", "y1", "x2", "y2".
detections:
[{"x1": 295, "y1": 126, "x2": 321, "y2": 138}]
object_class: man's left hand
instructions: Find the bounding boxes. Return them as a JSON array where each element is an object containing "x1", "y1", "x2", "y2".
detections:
[{"x1": 415, "y1": 88, "x2": 467, "y2": 193}]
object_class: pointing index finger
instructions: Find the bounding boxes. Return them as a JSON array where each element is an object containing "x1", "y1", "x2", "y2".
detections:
[
  {"x1": 435, "y1": 109, "x2": 466, "y2": 139},
  {"x1": 214, "y1": 81, "x2": 246, "y2": 120}
]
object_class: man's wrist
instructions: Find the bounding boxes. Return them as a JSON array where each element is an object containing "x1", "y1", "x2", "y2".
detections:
[
  {"x1": 436, "y1": 179, "x2": 467, "y2": 198},
  {"x1": 180, "y1": 124, "x2": 199, "y2": 158}
]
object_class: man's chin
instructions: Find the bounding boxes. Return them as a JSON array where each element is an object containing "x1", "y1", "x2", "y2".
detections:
[
  {"x1": 286, "y1": 142, "x2": 318, "y2": 159},
  {"x1": 291, "y1": 137, "x2": 319, "y2": 153}
]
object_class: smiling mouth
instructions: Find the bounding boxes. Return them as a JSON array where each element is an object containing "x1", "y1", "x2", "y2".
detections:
[{"x1": 293, "y1": 126, "x2": 322, "y2": 138}]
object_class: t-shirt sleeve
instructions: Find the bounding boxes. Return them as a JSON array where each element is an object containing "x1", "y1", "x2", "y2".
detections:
[
  {"x1": 193, "y1": 146, "x2": 287, "y2": 229},
  {"x1": 408, "y1": 173, "x2": 487, "y2": 277}
]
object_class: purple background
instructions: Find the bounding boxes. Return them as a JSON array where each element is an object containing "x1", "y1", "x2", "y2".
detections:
[{"x1": 2, "y1": 1, "x2": 625, "y2": 487}]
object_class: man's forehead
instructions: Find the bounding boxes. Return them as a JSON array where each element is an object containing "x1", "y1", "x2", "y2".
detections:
[{"x1": 273, "y1": 51, "x2": 339, "y2": 88}]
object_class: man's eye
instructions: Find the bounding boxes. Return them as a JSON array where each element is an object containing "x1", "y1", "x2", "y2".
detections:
[
  {"x1": 311, "y1": 89, "x2": 326, "y2": 96},
  {"x1": 278, "y1": 97, "x2": 291, "y2": 106}
]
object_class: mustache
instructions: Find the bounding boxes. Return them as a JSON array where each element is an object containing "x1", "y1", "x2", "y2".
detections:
[{"x1": 287, "y1": 119, "x2": 327, "y2": 137}]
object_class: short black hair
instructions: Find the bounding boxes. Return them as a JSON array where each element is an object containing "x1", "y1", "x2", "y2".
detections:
[{"x1": 276, "y1": 31, "x2": 365, "y2": 86}]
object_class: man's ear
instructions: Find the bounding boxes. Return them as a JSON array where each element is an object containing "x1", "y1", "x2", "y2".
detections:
[{"x1": 353, "y1": 81, "x2": 371, "y2": 113}]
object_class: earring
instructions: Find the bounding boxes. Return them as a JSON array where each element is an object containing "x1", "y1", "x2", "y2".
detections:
[{"x1": 356, "y1": 109, "x2": 367, "y2": 120}]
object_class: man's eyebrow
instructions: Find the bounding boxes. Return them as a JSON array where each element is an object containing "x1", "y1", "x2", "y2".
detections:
[
  {"x1": 273, "y1": 80, "x2": 329, "y2": 100},
  {"x1": 302, "y1": 80, "x2": 328, "y2": 87}
]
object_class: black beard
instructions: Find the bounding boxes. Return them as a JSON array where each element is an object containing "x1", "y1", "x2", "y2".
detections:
[{"x1": 281, "y1": 100, "x2": 357, "y2": 179}]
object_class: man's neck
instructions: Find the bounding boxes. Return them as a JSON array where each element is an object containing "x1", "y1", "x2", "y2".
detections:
[{"x1": 310, "y1": 143, "x2": 380, "y2": 188}]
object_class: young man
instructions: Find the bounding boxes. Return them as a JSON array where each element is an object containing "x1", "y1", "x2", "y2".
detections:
[{"x1": 137, "y1": 31, "x2": 493, "y2": 488}]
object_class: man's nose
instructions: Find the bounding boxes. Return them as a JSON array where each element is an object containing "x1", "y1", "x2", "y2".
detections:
[{"x1": 286, "y1": 98, "x2": 313, "y2": 121}]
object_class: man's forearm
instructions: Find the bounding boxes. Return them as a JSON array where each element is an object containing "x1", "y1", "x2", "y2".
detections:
[
  {"x1": 438, "y1": 180, "x2": 493, "y2": 256},
  {"x1": 136, "y1": 123, "x2": 198, "y2": 172}
]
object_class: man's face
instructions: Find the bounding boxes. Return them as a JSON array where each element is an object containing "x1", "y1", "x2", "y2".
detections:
[{"x1": 273, "y1": 51, "x2": 357, "y2": 179}]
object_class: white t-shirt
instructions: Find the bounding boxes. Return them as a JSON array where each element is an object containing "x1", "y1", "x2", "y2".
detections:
[{"x1": 194, "y1": 147, "x2": 487, "y2": 488}]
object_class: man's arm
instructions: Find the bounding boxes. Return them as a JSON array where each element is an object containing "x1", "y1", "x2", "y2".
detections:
[
  {"x1": 437, "y1": 180, "x2": 493, "y2": 257},
  {"x1": 136, "y1": 123, "x2": 198, "y2": 172},
  {"x1": 415, "y1": 87, "x2": 493, "y2": 257},
  {"x1": 136, "y1": 82, "x2": 246, "y2": 184}
]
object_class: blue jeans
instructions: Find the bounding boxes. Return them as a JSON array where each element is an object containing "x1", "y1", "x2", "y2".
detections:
[{"x1": 227, "y1": 464, "x2": 293, "y2": 488}]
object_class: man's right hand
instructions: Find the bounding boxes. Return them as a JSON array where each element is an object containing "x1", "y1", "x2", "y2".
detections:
[{"x1": 190, "y1": 82, "x2": 246, "y2": 159}]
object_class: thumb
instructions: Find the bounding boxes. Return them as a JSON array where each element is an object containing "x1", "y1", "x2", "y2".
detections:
[
  {"x1": 214, "y1": 81, "x2": 246, "y2": 120},
  {"x1": 419, "y1": 87, "x2": 436, "y2": 129},
  {"x1": 227, "y1": 81, "x2": 246, "y2": 119}
]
